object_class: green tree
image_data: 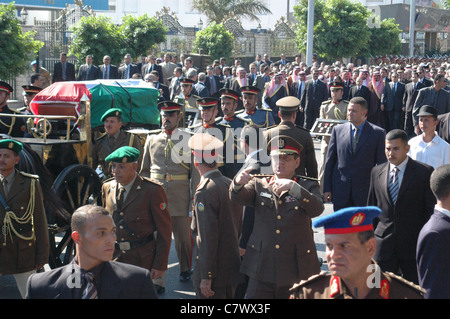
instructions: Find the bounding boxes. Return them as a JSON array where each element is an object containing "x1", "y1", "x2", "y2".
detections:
[
  {"x1": 366, "y1": 18, "x2": 402, "y2": 57},
  {"x1": 191, "y1": 0, "x2": 272, "y2": 24},
  {"x1": 69, "y1": 15, "x2": 121, "y2": 66},
  {"x1": 193, "y1": 22, "x2": 235, "y2": 60},
  {"x1": 293, "y1": 0, "x2": 371, "y2": 62},
  {"x1": 118, "y1": 14, "x2": 168, "y2": 59},
  {"x1": 0, "y1": 2, "x2": 43, "y2": 79}
]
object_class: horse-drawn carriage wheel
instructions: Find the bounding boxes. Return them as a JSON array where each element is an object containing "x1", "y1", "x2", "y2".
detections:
[{"x1": 48, "y1": 164, "x2": 102, "y2": 269}]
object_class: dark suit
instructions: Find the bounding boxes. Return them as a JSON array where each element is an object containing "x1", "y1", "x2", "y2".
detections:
[
  {"x1": 25, "y1": 260, "x2": 157, "y2": 299},
  {"x1": 194, "y1": 81, "x2": 210, "y2": 98},
  {"x1": 153, "y1": 81, "x2": 170, "y2": 101},
  {"x1": 52, "y1": 61, "x2": 75, "y2": 82},
  {"x1": 77, "y1": 64, "x2": 100, "y2": 81},
  {"x1": 301, "y1": 79, "x2": 329, "y2": 129},
  {"x1": 413, "y1": 86, "x2": 450, "y2": 126},
  {"x1": 403, "y1": 81, "x2": 425, "y2": 137},
  {"x1": 419, "y1": 76, "x2": 433, "y2": 87},
  {"x1": 323, "y1": 121, "x2": 387, "y2": 211},
  {"x1": 290, "y1": 80, "x2": 306, "y2": 127},
  {"x1": 436, "y1": 112, "x2": 450, "y2": 143},
  {"x1": 118, "y1": 63, "x2": 140, "y2": 79},
  {"x1": 141, "y1": 63, "x2": 164, "y2": 83},
  {"x1": 205, "y1": 75, "x2": 222, "y2": 97},
  {"x1": 417, "y1": 208, "x2": 450, "y2": 299},
  {"x1": 381, "y1": 81, "x2": 405, "y2": 131},
  {"x1": 367, "y1": 158, "x2": 435, "y2": 284},
  {"x1": 98, "y1": 64, "x2": 119, "y2": 79},
  {"x1": 348, "y1": 84, "x2": 371, "y2": 109}
]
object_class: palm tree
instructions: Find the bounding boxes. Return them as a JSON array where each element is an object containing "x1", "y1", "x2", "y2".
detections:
[{"x1": 191, "y1": 0, "x2": 272, "y2": 24}]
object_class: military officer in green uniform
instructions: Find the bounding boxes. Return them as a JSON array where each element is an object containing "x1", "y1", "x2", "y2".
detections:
[
  {"x1": 289, "y1": 206, "x2": 425, "y2": 299},
  {"x1": 265, "y1": 96, "x2": 318, "y2": 179},
  {"x1": 140, "y1": 101, "x2": 195, "y2": 288},
  {"x1": 318, "y1": 81, "x2": 349, "y2": 190},
  {"x1": 189, "y1": 133, "x2": 243, "y2": 299},
  {"x1": 0, "y1": 139, "x2": 49, "y2": 298},
  {"x1": 92, "y1": 108, "x2": 143, "y2": 179},
  {"x1": 237, "y1": 86, "x2": 275, "y2": 129},
  {"x1": 230, "y1": 135, "x2": 324, "y2": 299}
]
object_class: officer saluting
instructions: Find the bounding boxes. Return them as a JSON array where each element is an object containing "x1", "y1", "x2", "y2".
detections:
[
  {"x1": 289, "y1": 206, "x2": 425, "y2": 299},
  {"x1": 0, "y1": 81, "x2": 26, "y2": 137},
  {"x1": 230, "y1": 135, "x2": 324, "y2": 299}
]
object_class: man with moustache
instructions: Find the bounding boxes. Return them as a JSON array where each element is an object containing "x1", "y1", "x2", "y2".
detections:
[
  {"x1": 237, "y1": 86, "x2": 275, "y2": 128},
  {"x1": 0, "y1": 81, "x2": 26, "y2": 137},
  {"x1": 140, "y1": 101, "x2": 195, "y2": 288},
  {"x1": 98, "y1": 55, "x2": 119, "y2": 79}
]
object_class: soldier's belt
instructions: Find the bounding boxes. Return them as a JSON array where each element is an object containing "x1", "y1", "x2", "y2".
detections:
[
  {"x1": 151, "y1": 173, "x2": 189, "y2": 181},
  {"x1": 115, "y1": 234, "x2": 154, "y2": 251}
]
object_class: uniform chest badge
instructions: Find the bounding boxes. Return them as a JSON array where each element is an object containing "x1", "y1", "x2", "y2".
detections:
[
  {"x1": 260, "y1": 192, "x2": 272, "y2": 199},
  {"x1": 285, "y1": 195, "x2": 296, "y2": 203},
  {"x1": 160, "y1": 202, "x2": 167, "y2": 210},
  {"x1": 197, "y1": 202, "x2": 205, "y2": 212}
]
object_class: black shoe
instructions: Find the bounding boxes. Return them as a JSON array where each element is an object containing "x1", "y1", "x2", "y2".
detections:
[
  {"x1": 154, "y1": 284, "x2": 165, "y2": 294},
  {"x1": 179, "y1": 271, "x2": 191, "y2": 282}
]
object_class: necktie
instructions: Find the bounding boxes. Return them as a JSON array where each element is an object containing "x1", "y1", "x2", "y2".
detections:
[
  {"x1": 81, "y1": 272, "x2": 98, "y2": 299},
  {"x1": 116, "y1": 186, "x2": 125, "y2": 209},
  {"x1": 1, "y1": 177, "x2": 7, "y2": 197},
  {"x1": 62, "y1": 63, "x2": 67, "y2": 81},
  {"x1": 388, "y1": 167, "x2": 399, "y2": 204},
  {"x1": 297, "y1": 82, "x2": 302, "y2": 99},
  {"x1": 352, "y1": 127, "x2": 360, "y2": 153},
  {"x1": 103, "y1": 66, "x2": 107, "y2": 79}
]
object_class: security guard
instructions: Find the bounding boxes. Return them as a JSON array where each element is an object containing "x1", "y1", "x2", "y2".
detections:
[
  {"x1": 237, "y1": 86, "x2": 275, "y2": 128},
  {"x1": 0, "y1": 81, "x2": 26, "y2": 137},
  {"x1": 140, "y1": 101, "x2": 195, "y2": 287},
  {"x1": 192, "y1": 97, "x2": 236, "y2": 179},
  {"x1": 92, "y1": 108, "x2": 143, "y2": 179},
  {"x1": 265, "y1": 96, "x2": 318, "y2": 179},
  {"x1": 230, "y1": 135, "x2": 324, "y2": 299},
  {"x1": 219, "y1": 88, "x2": 249, "y2": 172},
  {"x1": 20, "y1": 85, "x2": 42, "y2": 138},
  {"x1": 0, "y1": 139, "x2": 49, "y2": 298},
  {"x1": 318, "y1": 80, "x2": 349, "y2": 189},
  {"x1": 189, "y1": 133, "x2": 243, "y2": 299},
  {"x1": 101, "y1": 146, "x2": 172, "y2": 285},
  {"x1": 289, "y1": 206, "x2": 425, "y2": 299}
]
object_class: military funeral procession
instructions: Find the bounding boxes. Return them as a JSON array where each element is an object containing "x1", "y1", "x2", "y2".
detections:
[{"x1": 2, "y1": 0, "x2": 450, "y2": 309}]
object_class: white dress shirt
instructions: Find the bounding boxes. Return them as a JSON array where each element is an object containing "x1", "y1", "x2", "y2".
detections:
[{"x1": 408, "y1": 132, "x2": 450, "y2": 169}]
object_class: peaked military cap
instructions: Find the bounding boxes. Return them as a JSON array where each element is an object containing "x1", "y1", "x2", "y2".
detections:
[
  {"x1": 158, "y1": 101, "x2": 182, "y2": 113},
  {"x1": 105, "y1": 146, "x2": 140, "y2": 163},
  {"x1": 197, "y1": 97, "x2": 220, "y2": 110},
  {"x1": 180, "y1": 78, "x2": 195, "y2": 86},
  {"x1": 188, "y1": 133, "x2": 223, "y2": 160},
  {"x1": 101, "y1": 108, "x2": 122, "y2": 122},
  {"x1": 267, "y1": 135, "x2": 303, "y2": 156},
  {"x1": 313, "y1": 206, "x2": 381, "y2": 234},
  {"x1": 219, "y1": 88, "x2": 240, "y2": 101},
  {"x1": 276, "y1": 96, "x2": 300, "y2": 111},
  {"x1": 240, "y1": 85, "x2": 260, "y2": 95},
  {"x1": 22, "y1": 85, "x2": 42, "y2": 95},
  {"x1": 0, "y1": 81, "x2": 13, "y2": 94},
  {"x1": 329, "y1": 81, "x2": 344, "y2": 91},
  {"x1": 0, "y1": 139, "x2": 23, "y2": 154}
]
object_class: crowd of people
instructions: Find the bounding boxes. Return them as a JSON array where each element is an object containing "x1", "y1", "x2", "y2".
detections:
[{"x1": 0, "y1": 50, "x2": 450, "y2": 300}]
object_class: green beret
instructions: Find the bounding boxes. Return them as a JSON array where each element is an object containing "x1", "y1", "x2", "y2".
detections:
[
  {"x1": 105, "y1": 146, "x2": 140, "y2": 163},
  {"x1": 0, "y1": 139, "x2": 23, "y2": 154},
  {"x1": 101, "y1": 108, "x2": 122, "y2": 122}
]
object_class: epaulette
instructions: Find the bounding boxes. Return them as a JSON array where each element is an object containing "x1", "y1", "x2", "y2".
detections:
[
  {"x1": 289, "y1": 271, "x2": 330, "y2": 291},
  {"x1": 236, "y1": 116, "x2": 250, "y2": 123},
  {"x1": 102, "y1": 176, "x2": 115, "y2": 185},
  {"x1": 196, "y1": 177, "x2": 210, "y2": 191},
  {"x1": 235, "y1": 109, "x2": 245, "y2": 115},
  {"x1": 342, "y1": 99, "x2": 350, "y2": 104},
  {"x1": 95, "y1": 132, "x2": 107, "y2": 141},
  {"x1": 142, "y1": 176, "x2": 164, "y2": 186},
  {"x1": 322, "y1": 99, "x2": 332, "y2": 105},
  {"x1": 298, "y1": 175, "x2": 320, "y2": 182},
  {"x1": 217, "y1": 122, "x2": 230, "y2": 128},
  {"x1": 252, "y1": 174, "x2": 273, "y2": 179},
  {"x1": 385, "y1": 272, "x2": 426, "y2": 294},
  {"x1": 19, "y1": 171, "x2": 39, "y2": 179},
  {"x1": 147, "y1": 129, "x2": 162, "y2": 135},
  {"x1": 188, "y1": 122, "x2": 203, "y2": 130},
  {"x1": 260, "y1": 108, "x2": 272, "y2": 111},
  {"x1": 16, "y1": 106, "x2": 26, "y2": 112},
  {"x1": 266, "y1": 124, "x2": 277, "y2": 130}
]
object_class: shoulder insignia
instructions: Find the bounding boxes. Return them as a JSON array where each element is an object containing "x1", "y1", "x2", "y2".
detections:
[
  {"x1": 19, "y1": 171, "x2": 39, "y2": 179},
  {"x1": 342, "y1": 99, "x2": 350, "y2": 104},
  {"x1": 385, "y1": 272, "x2": 426, "y2": 294},
  {"x1": 252, "y1": 174, "x2": 273, "y2": 179},
  {"x1": 102, "y1": 176, "x2": 115, "y2": 185},
  {"x1": 237, "y1": 116, "x2": 251, "y2": 123},
  {"x1": 147, "y1": 129, "x2": 162, "y2": 135},
  {"x1": 289, "y1": 271, "x2": 330, "y2": 291},
  {"x1": 322, "y1": 99, "x2": 332, "y2": 105},
  {"x1": 297, "y1": 175, "x2": 320, "y2": 182},
  {"x1": 260, "y1": 108, "x2": 272, "y2": 111},
  {"x1": 95, "y1": 132, "x2": 107, "y2": 141},
  {"x1": 196, "y1": 178, "x2": 209, "y2": 191},
  {"x1": 142, "y1": 176, "x2": 164, "y2": 186},
  {"x1": 235, "y1": 109, "x2": 245, "y2": 115},
  {"x1": 295, "y1": 125, "x2": 310, "y2": 132}
]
